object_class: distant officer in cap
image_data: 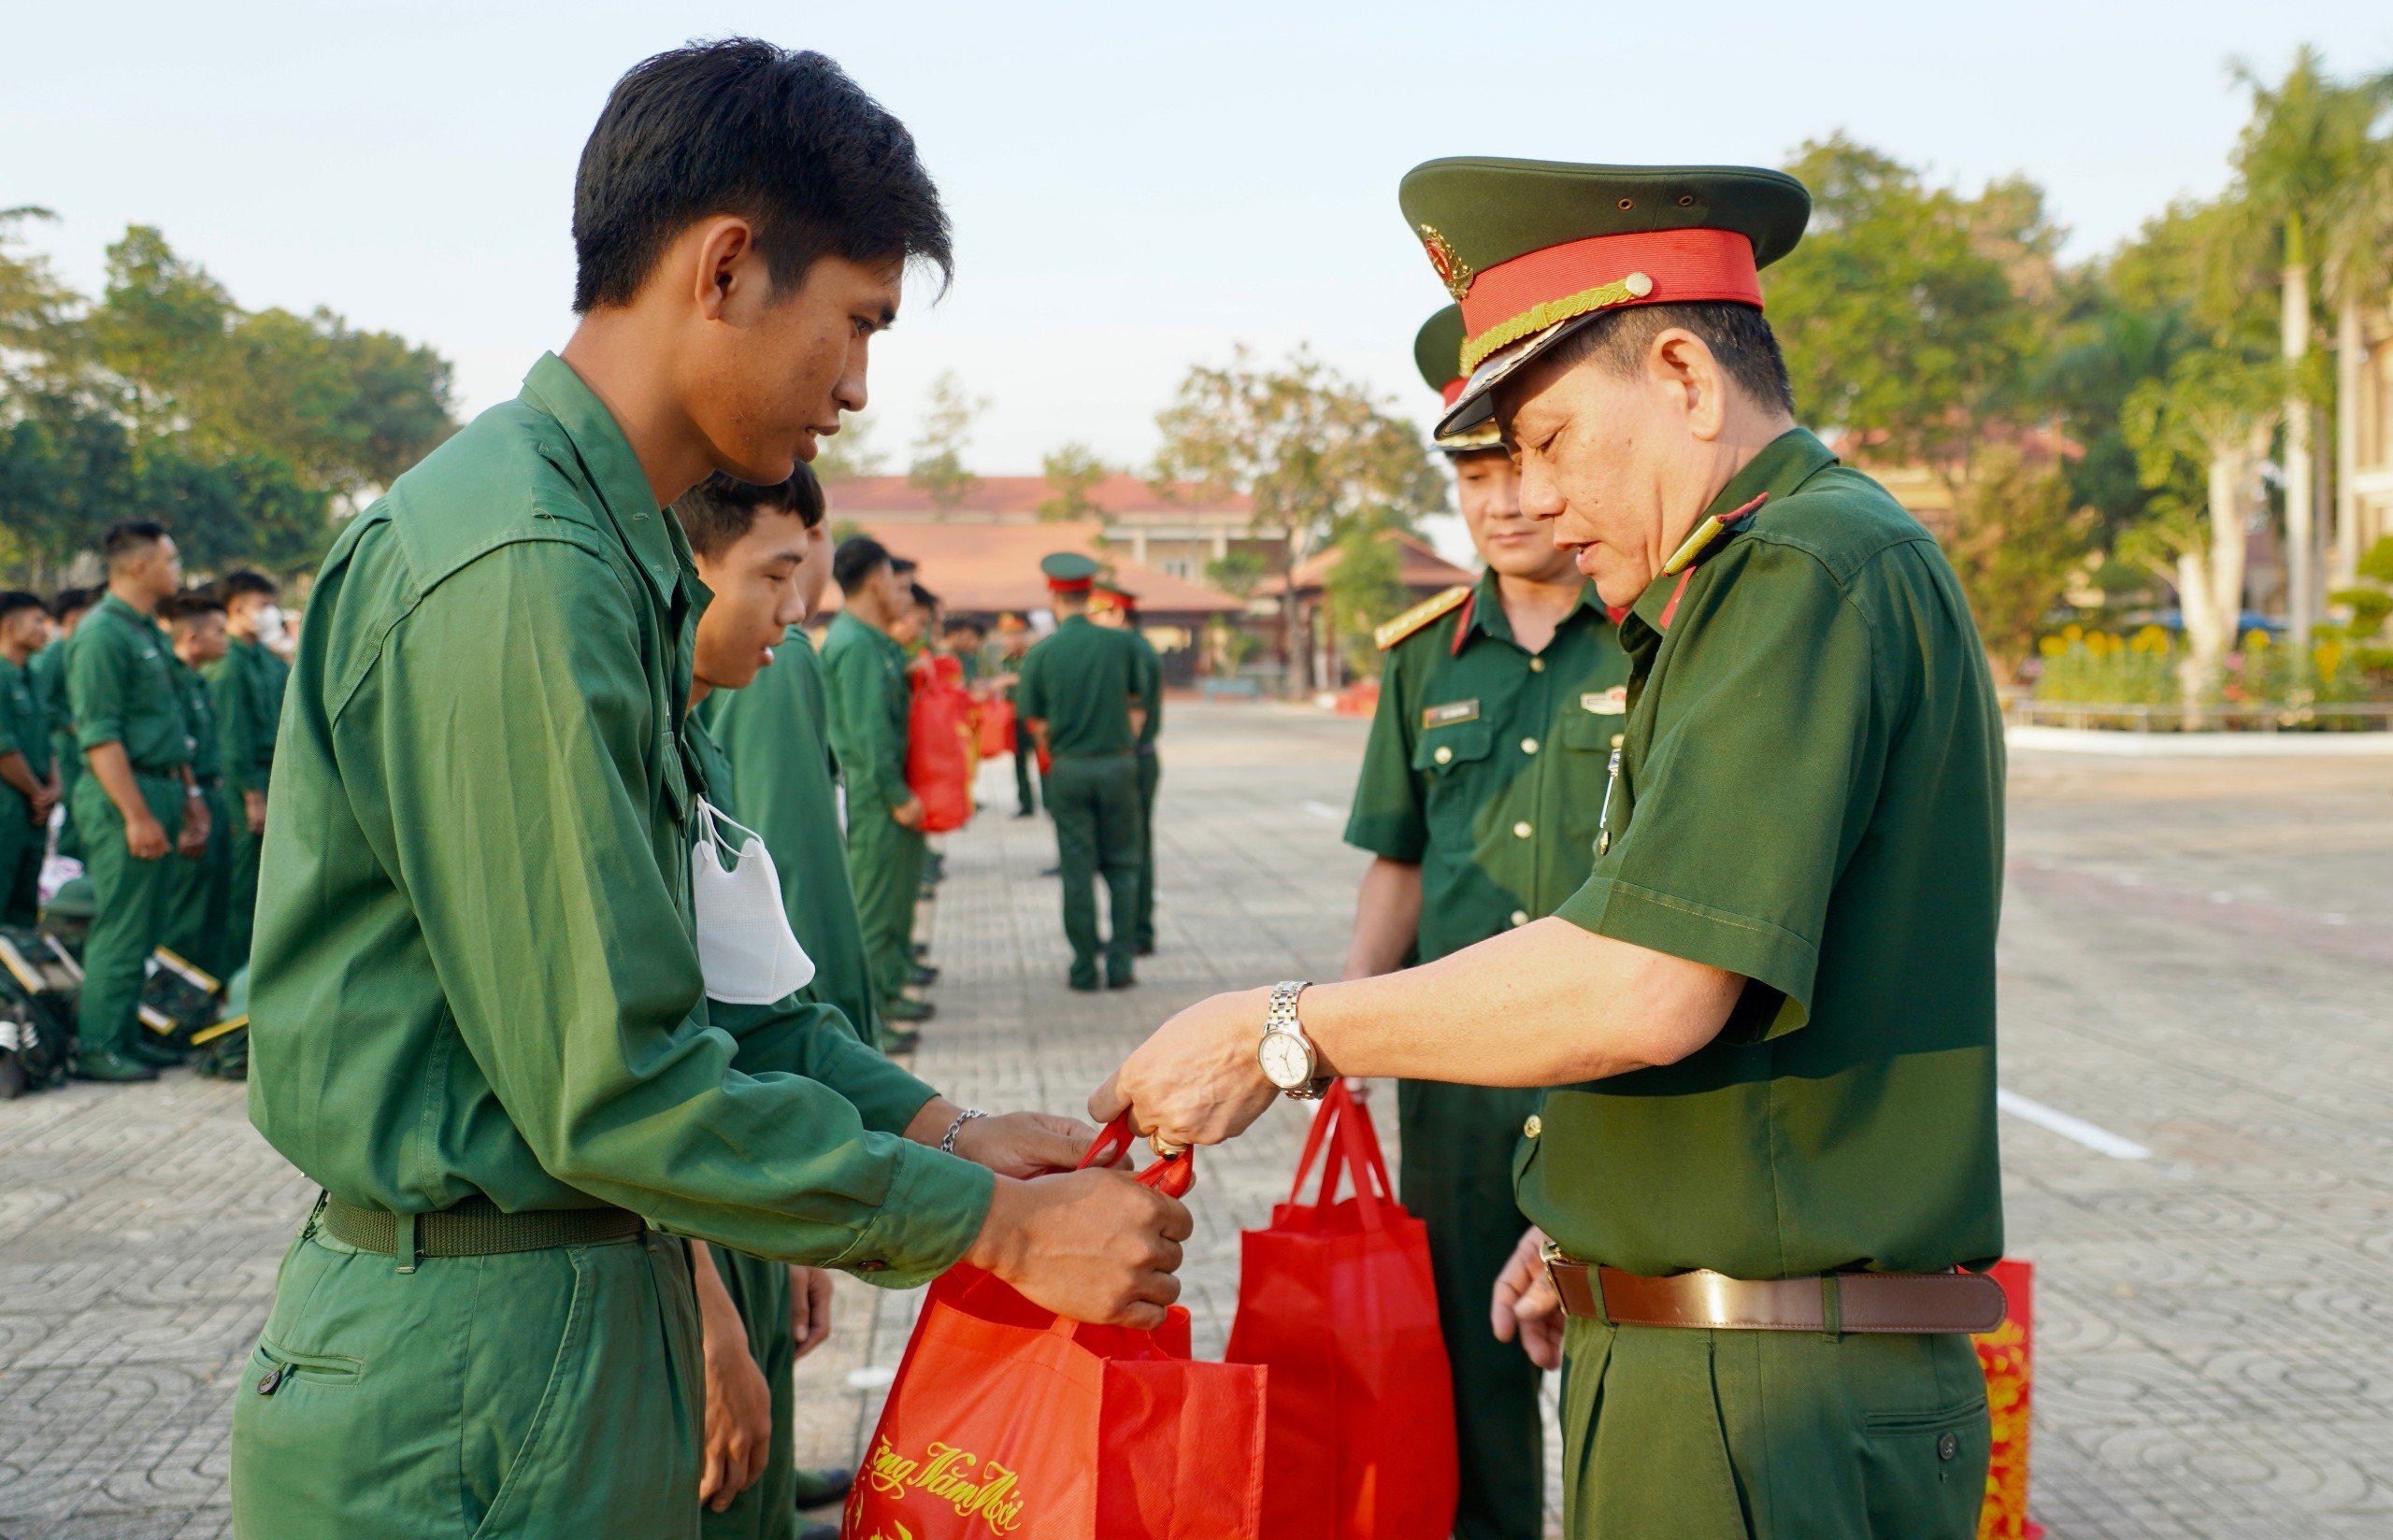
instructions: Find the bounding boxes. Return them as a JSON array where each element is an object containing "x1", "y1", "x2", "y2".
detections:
[
  {"x1": 1099, "y1": 159, "x2": 2007, "y2": 1540},
  {"x1": 1018, "y1": 553, "x2": 1154, "y2": 991},
  {"x1": 1333, "y1": 304, "x2": 1631, "y2": 1540},
  {"x1": 1087, "y1": 579, "x2": 1164, "y2": 955}
]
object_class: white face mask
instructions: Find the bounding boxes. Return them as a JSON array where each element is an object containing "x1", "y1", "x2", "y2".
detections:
[
  {"x1": 255, "y1": 605, "x2": 288, "y2": 648},
  {"x1": 689, "y1": 797, "x2": 815, "y2": 1005}
]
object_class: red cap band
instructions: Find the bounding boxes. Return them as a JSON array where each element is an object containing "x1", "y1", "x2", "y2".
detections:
[
  {"x1": 1460, "y1": 227, "x2": 1762, "y2": 371},
  {"x1": 1439, "y1": 377, "x2": 1468, "y2": 406},
  {"x1": 1048, "y1": 577, "x2": 1094, "y2": 594}
]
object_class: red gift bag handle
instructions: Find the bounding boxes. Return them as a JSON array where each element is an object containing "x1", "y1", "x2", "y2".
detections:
[
  {"x1": 1284, "y1": 1079, "x2": 1392, "y2": 1229},
  {"x1": 1080, "y1": 1112, "x2": 1196, "y2": 1198}
]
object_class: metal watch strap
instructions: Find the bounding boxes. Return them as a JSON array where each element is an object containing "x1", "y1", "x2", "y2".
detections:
[{"x1": 1264, "y1": 980, "x2": 1330, "y2": 1100}]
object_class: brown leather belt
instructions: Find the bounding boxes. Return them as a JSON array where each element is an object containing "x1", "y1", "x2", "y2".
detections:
[{"x1": 1545, "y1": 1258, "x2": 2006, "y2": 1335}]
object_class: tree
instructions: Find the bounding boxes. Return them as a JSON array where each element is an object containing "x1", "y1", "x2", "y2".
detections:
[
  {"x1": 811, "y1": 412, "x2": 885, "y2": 480},
  {"x1": 1945, "y1": 448, "x2": 2095, "y2": 681},
  {"x1": 2320, "y1": 99, "x2": 2393, "y2": 587},
  {"x1": 1038, "y1": 442, "x2": 1109, "y2": 521},
  {"x1": 907, "y1": 370, "x2": 985, "y2": 513},
  {"x1": 87, "y1": 225, "x2": 234, "y2": 453},
  {"x1": 0, "y1": 207, "x2": 76, "y2": 393},
  {"x1": 1318, "y1": 519, "x2": 1410, "y2": 684},
  {"x1": 1153, "y1": 345, "x2": 1444, "y2": 693}
]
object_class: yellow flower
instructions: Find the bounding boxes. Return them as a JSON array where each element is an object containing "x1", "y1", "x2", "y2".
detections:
[
  {"x1": 2315, "y1": 641, "x2": 2343, "y2": 678},
  {"x1": 2038, "y1": 635, "x2": 2066, "y2": 658},
  {"x1": 2061, "y1": 623, "x2": 2084, "y2": 643},
  {"x1": 2243, "y1": 628, "x2": 2271, "y2": 650}
]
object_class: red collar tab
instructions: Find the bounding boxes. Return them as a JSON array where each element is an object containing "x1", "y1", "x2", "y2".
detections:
[
  {"x1": 1659, "y1": 492, "x2": 1770, "y2": 578},
  {"x1": 1655, "y1": 568, "x2": 1696, "y2": 631},
  {"x1": 1604, "y1": 603, "x2": 1631, "y2": 626},
  {"x1": 1449, "y1": 591, "x2": 1477, "y2": 656}
]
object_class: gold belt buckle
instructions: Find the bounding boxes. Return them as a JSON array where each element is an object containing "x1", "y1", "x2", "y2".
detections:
[{"x1": 1540, "y1": 1237, "x2": 1569, "y2": 1309}]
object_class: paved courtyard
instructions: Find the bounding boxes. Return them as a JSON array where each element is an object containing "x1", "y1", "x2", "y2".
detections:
[{"x1": 2, "y1": 701, "x2": 2389, "y2": 1539}]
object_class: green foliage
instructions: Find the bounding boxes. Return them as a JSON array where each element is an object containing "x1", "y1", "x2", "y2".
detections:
[
  {"x1": 1319, "y1": 520, "x2": 1409, "y2": 681},
  {"x1": 1945, "y1": 448, "x2": 2094, "y2": 680},
  {"x1": 2358, "y1": 535, "x2": 2393, "y2": 585},
  {"x1": 907, "y1": 371, "x2": 985, "y2": 513},
  {"x1": 1202, "y1": 549, "x2": 1269, "y2": 597},
  {"x1": 1037, "y1": 442, "x2": 1109, "y2": 521},
  {"x1": 811, "y1": 413, "x2": 884, "y2": 480}
]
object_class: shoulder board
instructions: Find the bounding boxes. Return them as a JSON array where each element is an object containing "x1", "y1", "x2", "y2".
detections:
[{"x1": 1374, "y1": 586, "x2": 1472, "y2": 651}]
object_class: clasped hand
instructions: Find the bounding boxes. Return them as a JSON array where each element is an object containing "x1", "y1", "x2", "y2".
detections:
[{"x1": 1087, "y1": 985, "x2": 1282, "y2": 1153}]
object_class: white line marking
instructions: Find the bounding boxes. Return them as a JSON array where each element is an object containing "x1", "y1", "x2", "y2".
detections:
[
  {"x1": 1300, "y1": 800, "x2": 1345, "y2": 822},
  {"x1": 1998, "y1": 1088, "x2": 2152, "y2": 1161}
]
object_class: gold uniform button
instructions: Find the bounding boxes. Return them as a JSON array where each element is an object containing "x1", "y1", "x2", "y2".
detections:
[
  {"x1": 1524, "y1": 1114, "x2": 1543, "y2": 1138},
  {"x1": 1528, "y1": 657, "x2": 1545, "y2": 673},
  {"x1": 1512, "y1": 820, "x2": 1533, "y2": 839},
  {"x1": 1433, "y1": 745, "x2": 1454, "y2": 765},
  {"x1": 1509, "y1": 909, "x2": 1529, "y2": 927},
  {"x1": 1520, "y1": 737, "x2": 1540, "y2": 755}
]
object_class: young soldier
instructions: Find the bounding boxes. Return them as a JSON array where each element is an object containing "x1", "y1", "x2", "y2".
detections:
[
  {"x1": 160, "y1": 588, "x2": 235, "y2": 977},
  {"x1": 995, "y1": 613, "x2": 1039, "y2": 818},
  {"x1": 66, "y1": 520, "x2": 205, "y2": 1081},
  {"x1": 1100, "y1": 161, "x2": 2006, "y2": 1540},
  {"x1": 0, "y1": 591, "x2": 58, "y2": 925},
  {"x1": 231, "y1": 44, "x2": 1188, "y2": 1540},
  {"x1": 822, "y1": 535, "x2": 934, "y2": 1026},
  {"x1": 206, "y1": 569, "x2": 289, "y2": 970},
  {"x1": 1017, "y1": 553, "x2": 1154, "y2": 991},
  {"x1": 31, "y1": 588, "x2": 93, "y2": 861},
  {"x1": 1088, "y1": 582, "x2": 1164, "y2": 955}
]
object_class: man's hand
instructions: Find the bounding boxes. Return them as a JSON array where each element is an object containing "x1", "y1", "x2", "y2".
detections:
[
  {"x1": 890, "y1": 795, "x2": 925, "y2": 830},
  {"x1": 1088, "y1": 986, "x2": 1278, "y2": 1150},
  {"x1": 243, "y1": 788, "x2": 266, "y2": 835},
  {"x1": 124, "y1": 810, "x2": 169, "y2": 861},
  {"x1": 788, "y1": 1264, "x2": 834, "y2": 1361},
  {"x1": 967, "y1": 1169, "x2": 1190, "y2": 1330},
  {"x1": 951, "y1": 1110, "x2": 1100, "y2": 1178},
  {"x1": 1491, "y1": 1225, "x2": 1564, "y2": 1371},
  {"x1": 693, "y1": 1243, "x2": 773, "y2": 1512},
  {"x1": 178, "y1": 794, "x2": 209, "y2": 857}
]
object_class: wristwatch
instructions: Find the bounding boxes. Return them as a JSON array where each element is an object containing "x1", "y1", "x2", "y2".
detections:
[{"x1": 1257, "y1": 980, "x2": 1331, "y2": 1100}]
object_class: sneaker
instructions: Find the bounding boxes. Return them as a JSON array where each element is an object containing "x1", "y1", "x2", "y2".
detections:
[
  {"x1": 1068, "y1": 976, "x2": 1100, "y2": 993},
  {"x1": 1106, "y1": 972, "x2": 1137, "y2": 991},
  {"x1": 882, "y1": 997, "x2": 936, "y2": 1023},
  {"x1": 74, "y1": 1049, "x2": 158, "y2": 1083},
  {"x1": 909, "y1": 962, "x2": 941, "y2": 988}
]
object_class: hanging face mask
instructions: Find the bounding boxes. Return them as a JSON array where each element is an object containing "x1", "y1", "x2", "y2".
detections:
[
  {"x1": 689, "y1": 797, "x2": 815, "y2": 1004},
  {"x1": 254, "y1": 605, "x2": 289, "y2": 649}
]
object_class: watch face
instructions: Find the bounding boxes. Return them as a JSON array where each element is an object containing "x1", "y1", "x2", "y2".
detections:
[{"x1": 1258, "y1": 1031, "x2": 1311, "y2": 1090}]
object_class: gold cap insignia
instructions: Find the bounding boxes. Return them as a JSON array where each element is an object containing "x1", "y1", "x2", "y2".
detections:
[{"x1": 1418, "y1": 224, "x2": 1474, "y2": 302}]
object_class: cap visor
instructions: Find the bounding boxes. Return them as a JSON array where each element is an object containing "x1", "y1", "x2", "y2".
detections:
[{"x1": 1432, "y1": 309, "x2": 1607, "y2": 442}]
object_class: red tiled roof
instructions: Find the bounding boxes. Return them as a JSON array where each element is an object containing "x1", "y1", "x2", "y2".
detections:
[
  {"x1": 1254, "y1": 530, "x2": 1477, "y2": 598},
  {"x1": 817, "y1": 520, "x2": 1244, "y2": 617},
  {"x1": 823, "y1": 473, "x2": 1251, "y2": 518}
]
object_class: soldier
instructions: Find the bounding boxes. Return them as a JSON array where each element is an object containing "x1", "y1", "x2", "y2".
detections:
[
  {"x1": 229, "y1": 43, "x2": 1188, "y2": 1540},
  {"x1": 1016, "y1": 553, "x2": 1154, "y2": 991},
  {"x1": 1087, "y1": 580, "x2": 1165, "y2": 955},
  {"x1": 206, "y1": 569, "x2": 290, "y2": 971},
  {"x1": 823, "y1": 535, "x2": 935, "y2": 1026},
  {"x1": 30, "y1": 588, "x2": 93, "y2": 861},
  {"x1": 160, "y1": 587, "x2": 235, "y2": 977},
  {"x1": 996, "y1": 613, "x2": 1039, "y2": 819},
  {"x1": 1098, "y1": 160, "x2": 2006, "y2": 1540},
  {"x1": 66, "y1": 520, "x2": 206, "y2": 1082},
  {"x1": 0, "y1": 591, "x2": 58, "y2": 925},
  {"x1": 1327, "y1": 303, "x2": 1632, "y2": 1540}
]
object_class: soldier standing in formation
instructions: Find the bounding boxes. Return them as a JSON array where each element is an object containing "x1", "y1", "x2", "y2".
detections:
[
  {"x1": 160, "y1": 587, "x2": 234, "y2": 977},
  {"x1": 207, "y1": 569, "x2": 289, "y2": 973},
  {"x1": 1334, "y1": 302, "x2": 1631, "y2": 1540},
  {"x1": 1100, "y1": 159, "x2": 2005, "y2": 1540},
  {"x1": 31, "y1": 588, "x2": 93, "y2": 861},
  {"x1": 0, "y1": 591, "x2": 58, "y2": 925}
]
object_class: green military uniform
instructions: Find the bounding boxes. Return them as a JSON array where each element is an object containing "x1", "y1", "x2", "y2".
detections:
[
  {"x1": 206, "y1": 634, "x2": 287, "y2": 969},
  {"x1": 230, "y1": 354, "x2": 993, "y2": 1540},
  {"x1": 1016, "y1": 557, "x2": 1152, "y2": 990},
  {"x1": 821, "y1": 609, "x2": 925, "y2": 1022},
  {"x1": 0, "y1": 654, "x2": 50, "y2": 923},
  {"x1": 65, "y1": 592, "x2": 192, "y2": 1066},
  {"x1": 699, "y1": 627, "x2": 884, "y2": 1049},
  {"x1": 29, "y1": 632, "x2": 80, "y2": 861},
  {"x1": 1345, "y1": 563, "x2": 1629, "y2": 1540},
  {"x1": 1403, "y1": 158, "x2": 2004, "y2": 1539},
  {"x1": 1124, "y1": 611, "x2": 1165, "y2": 954},
  {"x1": 163, "y1": 656, "x2": 234, "y2": 977}
]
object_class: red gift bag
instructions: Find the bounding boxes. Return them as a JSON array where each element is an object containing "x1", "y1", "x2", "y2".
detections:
[
  {"x1": 977, "y1": 694, "x2": 1016, "y2": 759},
  {"x1": 1225, "y1": 1082, "x2": 1457, "y2": 1540},
  {"x1": 906, "y1": 658, "x2": 976, "y2": 834},
  {"x1": 844, "y1": 1119, "x2": 1266, "y2": 1540}
]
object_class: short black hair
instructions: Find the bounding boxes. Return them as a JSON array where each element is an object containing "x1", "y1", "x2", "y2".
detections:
[
  {"x1": 160, "y1": 586, "x2": 225, "y2": 623},
  {"x1": 1539, "y1": 301, "x2": 1795, "y2": 419},
  {"x1": 0, "y1": 591, "x2": 45, "y2": 626},
  {"x1": 942, "y1": 616, "x2": 983, "y2": 637},
  {"x1": 910, "y1": 581, "x2": 939, "y2": 611},
  {"x1": 49, "y1": 587, "x2": 95, "y2": 621},
  {"x1": 219, "y1": 569, "x2": 278, "y2": 601},
  {"x1": 573, "y1": 39, "x2": 953, "y2": 313},
  {"x1": 889, "y1": 556, "x2": 918, "y2": 577},
  {"x1": 672, "y1": 466, "x2": 827, "y2": 561},
  {"x1": 103, "y1": 520, "x2": 168, "y2": 564},
  {"x1": 833, "y1": 535, "x2": 893, "y2": 594}
]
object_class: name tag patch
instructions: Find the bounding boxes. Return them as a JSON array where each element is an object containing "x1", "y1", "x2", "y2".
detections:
[
  {"x1": 1422, "y1": 699, "x2": 1479, "y2": 729},
  {"x1": 1582, "y1": 688, "x2": 1626, "y2": 716}
]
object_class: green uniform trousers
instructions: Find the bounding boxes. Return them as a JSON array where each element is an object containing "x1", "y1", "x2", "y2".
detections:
[
  {"x1": 165, "y1": 783, "x2": 233, "y2": 977},
  {"x1": 845, "y1": 802, "x2": 925, "y2": 1019},
  {"x1": 51, "y1": 732, "x2": 81, "y2": 862},
  {"x1": 702, "y1": 1249, "x2": 796, "y2": 1540},
  {"x1": 1012, "y1": 719, "x2": 1038, "y2": 815},
  {"x1": 231, "y1": 1216, "x2": 703, "y2": 1540},
  {"x1": 227, "y1": 808, "x2": 264, "y2": 971},
  {"x1": 1557, "y1": 1315, "x2": 1990, "y2": 1539},
  {"x1": 1132, "y1": 751, "x2": 1159, "y2": 952},
  {"x1": 0, "y1": 790, "x2": 40, "y2": 926},
  {"x1": 1398, "y1": 1079, "x2": 1546, "y2": 1540},
  {"x1": 1044, "y1": 754, "x2": 1139, "y2": 988},
  {"x1": 73, "y1": 772, "x2": 183, "y2": 1058}
]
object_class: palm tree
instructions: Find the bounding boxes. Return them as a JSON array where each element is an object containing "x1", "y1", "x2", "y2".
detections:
[{"x1": 2320, "y1": 107, "x2": 2393, "y2": 588}]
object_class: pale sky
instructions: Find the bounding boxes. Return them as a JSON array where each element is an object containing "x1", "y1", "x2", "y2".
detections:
[{"x1": 7, "y1": 1, "x2": 2391, "y2": 491}]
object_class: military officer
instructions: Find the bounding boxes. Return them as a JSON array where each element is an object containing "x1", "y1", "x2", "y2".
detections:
[
  {"x1": 1088, "y1": 580, "x2": 1165, "y2": 956},
  {"x1": 1098, "y1": 160, "x2": 2006, "y2": 1540},
  {"x1": 206, "y1": 569, "x2": 289, "y2": 971},
  {"x1": 1331, "y1": 304, "x2": 1632, "y2": 1540},
  {"x1": 823, "y1": 535, "x2": 935, "y2": 1027},
  {"x1": 0, "y1": 591, "x2": 58, "y2": 925},
  {"x1": 230, "y1": 42, "x2": 1188, "y2": 1540},
  {"x1": 31, "y1": 588, "x2": 94, "y2": 861},
  {"x1": 996, "y1": 614, "x2": 1039, "y2": 819},
  {"x1": 66, "y1": 520, "x2": 205, "y2": 1082},
  {"x1": 161, "y1": 588, "x2": 235, "y2": 977},
  {"x1": 1017, "y1": 553, "x2": 1153, "y2": 991}
]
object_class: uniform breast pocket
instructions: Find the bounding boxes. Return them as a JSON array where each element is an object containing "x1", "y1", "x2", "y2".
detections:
[{"x1": 1411, "y1": 720, "x2": 1493, "y2": 842}]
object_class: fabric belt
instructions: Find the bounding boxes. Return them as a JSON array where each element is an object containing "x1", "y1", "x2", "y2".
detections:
[
  {"x1": 318, "y1": 1194, "x2": 646, "y2": 1257},
  {"x1": 1545, "y1": 1258, "x2": 2007, "y2": 1335}
]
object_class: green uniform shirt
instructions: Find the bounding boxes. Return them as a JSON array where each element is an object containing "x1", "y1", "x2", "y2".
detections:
[
  {"x1": 167, "y1": 659, "x2": 222, "y2": 783},
  {"x1": 246, "y1": 352, "x2": 989, "y2": 1284},
  {"x1": 206, "y1": 635, "x2": 288, "y2": 798},
  {"x1": 821, "y1": 612, "x2": 911, "y2": 808},
  {"x1": 1016, "y1": 615, "x2": 1148, "y2": 757},
  {"x1": 697, "y1": 630, "x2": 881, "y2": 1040},
  {"x1": 28, "y1": 635, "x2": 69, "y2": 749},
  {"x1": 1345, "y1": 571, "x2": 1630, "y2": 962},
  {"x1": 1521, "y1": 429, "x2": 2005, "y2": 1279},
  {"x1": 66, "y1": 594, "x2": 192, "y2": 774},
  {"x1": 0, "y1": 657, "x2": 50, "y2": 781}
]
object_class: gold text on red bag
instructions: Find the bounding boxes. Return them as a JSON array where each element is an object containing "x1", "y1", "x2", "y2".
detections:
[{"x1": 864, "y1": 1435, "x2": 1029, "y2": 1535}]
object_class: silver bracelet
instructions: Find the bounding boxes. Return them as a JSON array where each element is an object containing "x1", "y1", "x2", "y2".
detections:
[{"x1": 939, "y1": 1107, "x2": 987, "y2": 1154}]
